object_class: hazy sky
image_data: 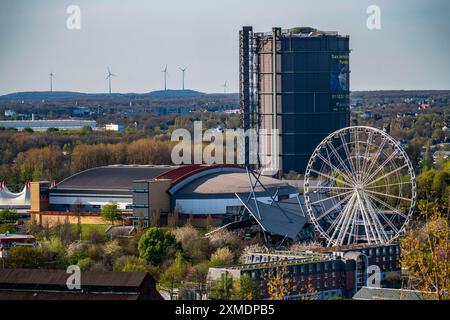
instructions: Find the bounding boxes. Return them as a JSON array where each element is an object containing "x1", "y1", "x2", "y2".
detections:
[{"x1": 0, "y1": 0, "x2": 449, "y2": 95}]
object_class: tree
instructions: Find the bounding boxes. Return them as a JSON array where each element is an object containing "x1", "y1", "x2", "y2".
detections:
[
  {"x1": 266, "y1": 261, "x2": 293, "y2": 300},
  {"x1": 0, "y1": 209, "x2": 19, "y2": 222},
  {"x1": 160, "y1": 252, "x2": 188, "y2": 300},
  {"x1": 210, "y1": 247, "x2": 234, "y2": 267},
  {"x1": 80, "y1": 126, "x2": 93, "y2": 135},
  {"x1": 208, "y1": 272, "x2": 234, "y2": 300},
  {"x1": 401, "y1": 207, "x2": 450, "y2": 300},
  {"x1": 138, "y1": 227, "x2": 180, "y2": 266},
  {"x1": 101, "y1": 202, "x2": 122, "y2": 225},
  {"x1": 187, "y1": 261, "x2": 210, "y2": 297},
  {"x1": 422, "y1": 140, "x2": 433, "y2": 170},
  {"x1": 231, "y1": 275, "x2": 262, "y2": 300}
]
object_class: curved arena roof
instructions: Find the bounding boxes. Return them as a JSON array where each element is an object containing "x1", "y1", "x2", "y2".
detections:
[
  {"x1": 52, "y1": 164, "x2": 296, "y2": 198},
  {"x1": 175, "y1": 171, "x2": 294, "y2": 196},
  {"x1": 55, "y1": 165, "x2": 177, "y2": 191}
]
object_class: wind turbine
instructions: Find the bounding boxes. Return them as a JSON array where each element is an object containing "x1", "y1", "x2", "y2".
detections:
[
  {"x1": 49, "y1": 72, "x2": 55, "y2": 92},
  {"x1": 179, "y1": 66, "x2": 188, "y2": 90},
  {"x1": 162, "y1": 65, "x2": 168, "y2": 91},
  {"x1": 106, "y1": 67, "x2": 116, "y2": 94},
  {"x1": 222, "y1": 81, "x2": 228, "y2": 94}
]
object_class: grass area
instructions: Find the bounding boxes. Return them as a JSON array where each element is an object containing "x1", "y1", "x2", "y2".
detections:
[{"x1": 72, "y1": 224, "x2": 110, "y2": 240}]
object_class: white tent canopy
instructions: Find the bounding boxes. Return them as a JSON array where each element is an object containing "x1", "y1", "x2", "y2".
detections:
[{"x1": 0, "y1": 183, "x2": 30, "y2": 207}]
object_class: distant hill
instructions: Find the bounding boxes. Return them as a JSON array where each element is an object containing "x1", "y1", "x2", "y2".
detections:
[{"x1": 0, "y1": 89, "x2": 207, "y2": 101}]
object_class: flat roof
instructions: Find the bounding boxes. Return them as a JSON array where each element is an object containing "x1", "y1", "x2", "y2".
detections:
[{"x1": 176, "y1": 171, "x2": 293, "y2": 195}]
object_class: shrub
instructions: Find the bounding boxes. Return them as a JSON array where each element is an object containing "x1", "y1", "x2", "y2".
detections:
[
  {"x1": 77, "y1": 257, "x2": 95, "y2": 271},
  {"x1": 172, "y1": 225, "x2": 199, "y2": 246},
  {"x1": 208, "y1": 229, "x2": 240, "y2": 250},
  {"x1": 113, "y1": 255, "x2": 151, "y2": 273},
  {"x1": 0, "y1": 224, "x2": 15, "y2": 234},
  {"x1": 103, "y1": 240, "x2": 123, "y2": 265},
  {"x1": 86, "y1": 244, "x2": 104, "y2": 261},
  {"x1": 210, "y1": 247, "x2": 234, "y2": 267},
  {"x1": 5, "y1": 247, "x2": 43, "y2": 268},
  {"x1": 0, "y1": 209, "x2": 19, "y2": 222},
  {"x1": 138, "y1": 227, "x2": 180, "y2": 266},
  {"x1": 66, "y1": 242, "x2": 88, "y2": 265}
]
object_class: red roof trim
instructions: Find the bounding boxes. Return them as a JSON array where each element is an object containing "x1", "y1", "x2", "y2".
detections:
[{"x1": 154, "y1": 164, "x2": 245, "y2": 185}]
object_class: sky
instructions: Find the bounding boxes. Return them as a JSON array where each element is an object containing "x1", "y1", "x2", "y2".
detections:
[{"x1": 0, "y1": 0, "x2": 449, "y2": 95}]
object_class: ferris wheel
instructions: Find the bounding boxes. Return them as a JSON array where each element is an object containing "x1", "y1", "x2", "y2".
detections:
[{"x1": 304, "y1": 126, "x2": 416, "y2": 247}]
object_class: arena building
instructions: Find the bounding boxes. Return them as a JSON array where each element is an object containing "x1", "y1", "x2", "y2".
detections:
[{"x1": 30, "y1": 164, "x2": 299, "y2": 228}]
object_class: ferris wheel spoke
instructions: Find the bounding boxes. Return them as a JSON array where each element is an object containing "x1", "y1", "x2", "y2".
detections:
[
  {"x1": 364, "y1": 188, "x2": 413, "y2": 203},
  {"x1": 316, "y1": 152, "x2": 355, "y2": 185},
  {"x1": 363, "y1": 149, "x2": 399, "y2": 185},
  {"x1": 308, "y1": 189, "x2": 354, "y2": 206},
  {"x1": 361, "y1": 137, "x2": 387, "y2": 184},
  {"x1": 364, "y1": 192, "x2": 408, "y2": 219},
  {"x1": 365, "y1": 181, "x2": 412, "y2": 190},
  {"x1": 313, "y1": 185, "x2": 354, "y2": 191},
  {"x1": 360, "y1": 131, "x2": 374, "y2": 179},
  {"x1": 350, "y1": 199, "x2": 363, "y2": 245},
  {"x1": 354, "y1": 129, "x2": 362, "y2": 174},
  {"x1": 335, "y1": 195, "x2": 358, "y2": 245},
  {"x1": 364, "y1": 164, "x2": 408, "y2": 187},
  {"x1": 325, "y1": 195, "x2": 354, "y2": 240},
  {"x1": 327, "y1": 194, "x2": 356, "y2": 246},
  {"x1": 363, "y1": 192, "x2": 390, "y2": 243},
  {"x1": 339, "y1": 134, "x2": 358, "y2": 177},
  {"x1": 358, "y1": 191, "x2": 385, "y2": 243},
  {"x1": 315, "y1": 192, "x2": 353, "y2": 221},
  {"x1": 310, "y1": 169, "x2": 354, "y2": 188},
  {"x1": 326, "y1": 140, "x2": 357, "y2": 184},
  {"x1": 356, "y1": 196, "x2": 374, "y2": 243},
  {"x1": 376, "y1": 209, "x2": 399, "y2": 234},
  {"x1": 346, "y1": 202, "x2": 358, "y2": 245}
]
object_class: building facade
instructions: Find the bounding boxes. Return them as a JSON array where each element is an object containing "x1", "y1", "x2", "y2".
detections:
[
  {"x1": 240, "y1": 26, "x2": 350, "y2": 176},
  {"x1": 207, "y1": 243, "x2": 401, "y2": 300}
]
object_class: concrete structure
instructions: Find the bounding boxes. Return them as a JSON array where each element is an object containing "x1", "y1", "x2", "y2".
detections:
[
  {"x1": 0, "y1": 119, "x2": 96, "y2": 131},
  {"x1": 240, "y1": 26, "x2": 350, "y2": 176}
]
